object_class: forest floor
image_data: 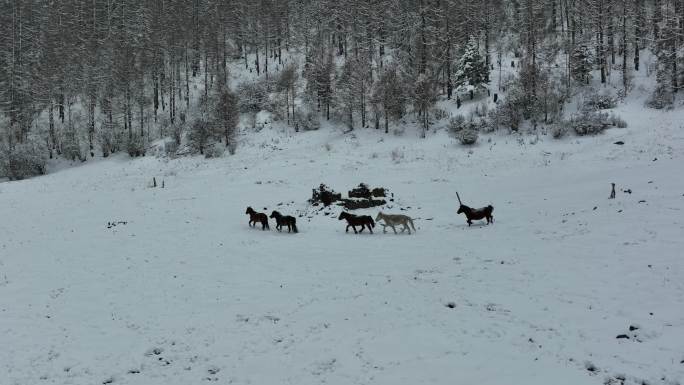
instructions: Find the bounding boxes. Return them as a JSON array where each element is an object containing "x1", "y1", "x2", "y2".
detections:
[{"x1": 1, "y1": 97, "x2": 684, "y2": 385}]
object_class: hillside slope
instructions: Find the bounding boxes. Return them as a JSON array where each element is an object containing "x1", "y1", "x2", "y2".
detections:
[{"x1": 1, "y1": 103, "x2": 683, "y2": 384}]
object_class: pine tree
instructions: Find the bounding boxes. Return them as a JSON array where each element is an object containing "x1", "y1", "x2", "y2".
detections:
[
  {"x1": 570, "y1": 44, "x2": 593, "y2": 84},
  {"x1": 454, "y1": 36, "x2": 490, "y2": 99}
]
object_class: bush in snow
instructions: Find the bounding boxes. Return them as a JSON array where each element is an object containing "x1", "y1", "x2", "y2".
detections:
[
  {"x1": 568, "y1": 110, "x2": 626, "y2": 136},
  {"x1": 569, "y1": 111, "x2": 610, "y2": 136},
  {"x1": 237, "y1": 80, "x2": 269, "y2": 128},
  {"x1": 459, "y1": 129, "x2": 479, "y2": 145},
  {"x1": 449, "y1": 114, "x2": 485, "y2": 137},
  {"x1": 97, "y1": 121, "x2": 120, "y2": 157},
  {"x1": 490, "y1": 84, "x2": 525, "y2": 131},
  {"x1": 583, "y1": 92, "x2": 617, "y2": 111},
  {"x1": 646, "y1": 84, "x2": 673, "y2": 110},
  {"x1": 448, "y1": 115, "x2": 467, "y2": 134},
  {"x1": 60, "y1": 129, "x2": 84, "y2": 161},
  {"x1": 0, "y1": 136, "x2": 47, "y2": 180},
  {"x1": 203, "y1": 143, "x2": 225, "y2": 158},
  {"x1": 188, "y1": 119, "x2": 215, "y2": 155},
  {"x1": 609, "y1": 113, "x2": 628, "y2": 128},
  {"x1": 296, "y1": 110, "x2": 321, "y2": 131},
  {"x1": 126, "y1": 134, "x2": 146, "y2": 157},
  {"x1": 432, "y1": 108, "x2": 449, "y2": 121},
  {"x1": 550, "y1": 124, "x2": 568, "y2": 139}
]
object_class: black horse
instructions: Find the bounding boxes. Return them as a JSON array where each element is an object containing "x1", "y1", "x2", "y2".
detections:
[
  {"x1": 456, "y1": 192, "x2": 494, "y2": 226},
  {"x1": 246, "y1": 207, "x2": 270, "y2": 230},
  {"x1": 270, "y1": 210, "x2": 298, "y2": 233},
  {"x1": 338, "y1": 212, "x2": 375, "y2": 234}
]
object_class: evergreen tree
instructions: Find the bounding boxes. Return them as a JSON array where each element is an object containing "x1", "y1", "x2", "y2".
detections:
[
  {"x1": 454, "y1": 36, "x2": 489, "y2": 99},
  {"x1": 570, "y1": 44, "x2": 593, "y2": 84}
]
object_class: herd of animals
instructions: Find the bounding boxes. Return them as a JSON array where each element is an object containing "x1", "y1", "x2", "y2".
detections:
[{"x1": 245, "y1": 192, "x2": 494, "y2": 234}]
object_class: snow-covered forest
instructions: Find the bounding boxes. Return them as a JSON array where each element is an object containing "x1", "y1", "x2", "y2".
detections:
[
  {"x1": 2, "y1": 2, "x2": 684, "y2": 385},
  {"x1": 1, "y1": 0, "x2": 683, "y2": 179}
]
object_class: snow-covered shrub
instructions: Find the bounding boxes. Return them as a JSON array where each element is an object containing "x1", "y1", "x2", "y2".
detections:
[
  {"x1": 569, "y1": 111, "x2": 611, "y2": 136},
  {"x1": 203, "y1": 143, "x2": 225, "y2": 158},
  {"x1": 493, "y1": 92, "x2": 524, "y2": 131},
  {"x1": 478, "y1": 116, "x2": 497, "y2": 133},
  {"x1": 646, "y1": 85, "x2": 673, "y2": 109},
  {"x1": 608, "y1": 113, "x2": 628, "y2": 128},
  {"x1": 153, "y1": 138, "x2": 178, "y2": 158},
  {"x1": 448, "y1": 115, "x2": 467, "y2": 134},
  {"x1": 459, "y1": 129, "x2": 479, "y2": 145},
  {"x1": 237, "y1": 80, "x2": 269, "y2": 116},
  {"x1": 297, "y1": 111, "x2": 321, "y2": 131},
  {"x1": 60, "y1": 129, "x2": 83, "y2": 161},
  {"x1": 98, "y1": 125, "x2": 115, "y2": 157},
  {"x1": 449, "y1": 114, "x2": 484, "y2": 138},
  {"x1": 188, "y1": 119, "x2": 215, "y2": 155},
  {"x1": 170, "y1": 122, "x2": 184, "y2": 146},
  {"x1": 0, "y1": 136, "x2": 47, "y2": 180},
  {"x1": 126, "y1": 134, "x2": 146, "y2": 157},
  {"x1": 550, "y1": 124, "x2": 568, "y2": 139},
  {"x1": 569, "y1": 110, "x2": 627, "y2": 136},
  {"x1": 432, "y1": 108, "x2": 449, "y2": 121},
  {"x1": 583, "y1": 92, "x2": 616, "y2": 111}
]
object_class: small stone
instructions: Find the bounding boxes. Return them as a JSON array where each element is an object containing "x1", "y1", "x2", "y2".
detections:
[
  {"x1": 616, "y1": 334, "x2": 630, "y2": 339},
  {"x1": 446, "y1": 302, "x2": 456, "y2": 309}
]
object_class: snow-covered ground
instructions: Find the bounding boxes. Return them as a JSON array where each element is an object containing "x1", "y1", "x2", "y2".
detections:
[{"x1": 2, "y1": 102, "x2": 684, "y2": 385}]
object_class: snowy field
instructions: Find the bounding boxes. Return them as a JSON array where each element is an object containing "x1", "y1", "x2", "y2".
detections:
[{"x1": 2, "y1": 103, "x2": 684, "y2": 385}]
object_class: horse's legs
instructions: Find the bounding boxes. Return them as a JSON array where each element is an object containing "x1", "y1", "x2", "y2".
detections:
[
  {"x1": 392, "y1": 225, "x2": 397, "y2": 234},
  {"x1": 368, "y1": 225, "x2": 373, "y2": 234},
  {"x1": 382, "y1": 224, "x2": 387, "y2": 233},
  {"x1": 467, "y1": 218, "x2": 472, "y2": 226},
  {"x1": 352, "y1": 225, "x2": 358, "y2": 234},
  {"x1": 403, "y1": 223, "x2": 411, "y2": 234},
  {"x1": 359, "y1": 225, "x2": 365, "y2": 233}
]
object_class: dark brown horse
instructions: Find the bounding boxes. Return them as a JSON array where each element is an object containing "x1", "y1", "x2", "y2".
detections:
[
  {"x1": 246, "y1": 207, "x2": 270, "y2": 230},
  {"x1": 456, "y1": 192, "x2": 494, "y2": 226},
  {"x1": 270, "y1": 210, "x2": 298, "y2": 233},
  {"x1": 338, "y1": 212, "x2": 375, "y2": 234}
]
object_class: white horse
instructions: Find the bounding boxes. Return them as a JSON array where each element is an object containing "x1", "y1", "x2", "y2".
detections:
[{"x1": 375, "y1": 212, "x2": 416, "y2": 234}]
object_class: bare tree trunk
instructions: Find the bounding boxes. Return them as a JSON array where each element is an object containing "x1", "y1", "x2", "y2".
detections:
[
  {"x1": 49, "y1": 100, "x2": 55, "y2": 158},
  {"x1": 622, "y1": 4, "x2": 629, "y2": 92}
]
